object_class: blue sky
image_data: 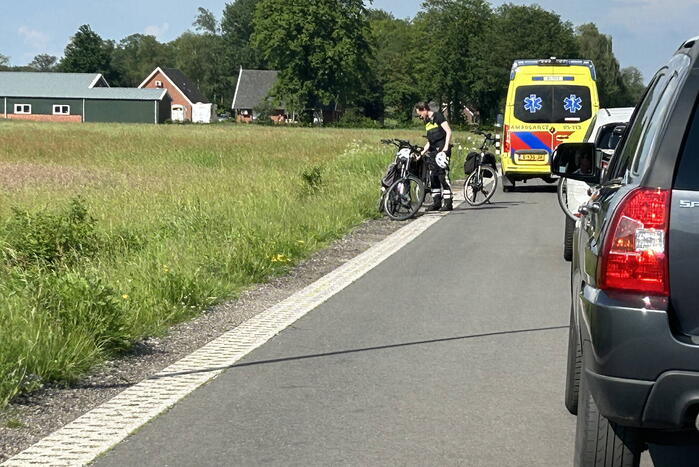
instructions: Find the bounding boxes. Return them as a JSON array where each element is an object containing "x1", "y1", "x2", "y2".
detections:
[{"x1": 2, "y1": 0, "x2": 697, "y2": 81}]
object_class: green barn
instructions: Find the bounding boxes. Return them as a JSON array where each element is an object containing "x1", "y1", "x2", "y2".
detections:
[{"x1": 0, "y1": 72, "x2": 171, "y2": 124}]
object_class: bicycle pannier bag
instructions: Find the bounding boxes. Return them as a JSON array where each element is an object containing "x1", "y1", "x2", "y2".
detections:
[
  {"x1": 381, "y1": 162, "x2": 399, "y2": 189},
  {"x1": 464, "y1": 152, "x2": 478, "y2": 175}
]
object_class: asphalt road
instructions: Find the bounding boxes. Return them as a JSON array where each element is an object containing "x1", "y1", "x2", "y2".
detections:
[{"x1": 93, "y1": 183, "x2": 689, "y2": 466}]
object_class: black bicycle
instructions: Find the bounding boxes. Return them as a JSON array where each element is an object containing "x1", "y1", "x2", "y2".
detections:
[
  {"x1": 463, "y1": 132, "x2": 499, "y2": 206},
  {"x1": 379, "y1": 139, "x2": 435, "y2": 221}
]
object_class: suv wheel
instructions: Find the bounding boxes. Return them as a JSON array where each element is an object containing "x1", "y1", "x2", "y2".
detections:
[
  {"x1": 565, "y1": 306, "x2": 582, "y2": 414},
  {"x1": 574, "y1": 373, "x2": 644, "y2": 467}
]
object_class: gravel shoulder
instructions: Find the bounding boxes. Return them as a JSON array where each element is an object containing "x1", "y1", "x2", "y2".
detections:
[{"x1": 0, "y1": 213, "x2": 412, "y2": 462}]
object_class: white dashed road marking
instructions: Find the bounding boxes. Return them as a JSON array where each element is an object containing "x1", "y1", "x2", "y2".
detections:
[{"x1": 3, "y1": 197, "x2": 462, "y2": 467}]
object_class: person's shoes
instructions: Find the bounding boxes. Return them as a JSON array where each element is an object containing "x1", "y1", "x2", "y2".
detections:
[
  {"x1": 425, "y1": 195, "x2": 442, "y2": 212},
  {"x1": 440, "y1": 199, "x2": 453, "y2": 211}
]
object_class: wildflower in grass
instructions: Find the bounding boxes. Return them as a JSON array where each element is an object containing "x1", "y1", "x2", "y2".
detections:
[
  {"x1": 296, "y1": 240, "x2": 305, "y2": 245},
  {"x1": 122, "y1": 294, "x2": 129, "y2": 300},
  {"x1": 162, "y1": 264, "x2": 170, "y2": 273},
  {"x1": 270, "y1": 253, "x2": 291, "y2": 263}
]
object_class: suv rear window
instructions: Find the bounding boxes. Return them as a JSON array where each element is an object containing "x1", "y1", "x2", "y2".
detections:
[
  {"x1": 514, "y1": 85, "x2": 592, "y2": 124},
  {"x1": 674, "y1": 99, "x2": 699, "y2": 191}
]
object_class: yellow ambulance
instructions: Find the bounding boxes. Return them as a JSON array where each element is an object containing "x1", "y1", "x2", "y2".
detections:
[{"x1": 501, "y1": 58, "x2": 599, "y2": 191}]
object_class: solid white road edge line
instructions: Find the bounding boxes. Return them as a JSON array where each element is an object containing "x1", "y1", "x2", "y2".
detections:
[{"x1": 3, "y1": 196, "x2": 463, "y2": 467}]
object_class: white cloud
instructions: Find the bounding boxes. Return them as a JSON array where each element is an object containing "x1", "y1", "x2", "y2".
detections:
[
  {"x1": 144, "y1": 23, "x2": 169, "y2": 39},
  {"x1": 17, "y1": 26, "x2": 49, "y2": 51}
]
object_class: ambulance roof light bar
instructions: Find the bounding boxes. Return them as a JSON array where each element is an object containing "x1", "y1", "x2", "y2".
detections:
[{"x1": 510, "y1": 58, "x2": 596, "y2": 81}]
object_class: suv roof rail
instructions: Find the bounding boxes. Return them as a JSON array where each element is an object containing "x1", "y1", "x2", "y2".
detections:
[
  {"x1": 510, "y1": 59, "x2": 597, "y2": 81},
  {"x1": 673, "y1": 36, "x2": 699, "y2": 69}
]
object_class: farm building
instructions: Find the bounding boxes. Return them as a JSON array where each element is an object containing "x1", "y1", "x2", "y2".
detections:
[
  {"x1": 139, "y1": 67, "x2": 215, "y2": 123},
  {"x1": 0, "y1": 72, "x2": 170, "y2": 124},
  {"x1": 231, "y1": 68, "x2": 286, "y2": 123},
  {"x1": 230, "y1": 68, "x2": 342, "y2": 124}
]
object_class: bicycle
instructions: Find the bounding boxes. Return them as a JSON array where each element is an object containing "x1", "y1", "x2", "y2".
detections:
[
  {"x1": 463, "y1": 132, "x2": 499, "y2": 206},
  {"x1": 379, "y1": 139, "x2": 434, "y2": 221}
]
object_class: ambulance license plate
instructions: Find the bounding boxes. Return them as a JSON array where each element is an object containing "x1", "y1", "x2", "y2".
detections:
[{"x1": 519, "y1": 154, "x2": 546, "y2": 162}]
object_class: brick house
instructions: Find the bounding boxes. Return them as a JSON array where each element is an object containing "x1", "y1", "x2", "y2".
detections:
[
  {"x1": 139, "y1": 67, "x2": 214, "y2": 123},
  {"x1": 0, "y1": 72, "x2": 170, "y2": 124}
]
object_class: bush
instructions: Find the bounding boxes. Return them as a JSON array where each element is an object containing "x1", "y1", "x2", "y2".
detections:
[
  {"x1": 32, "y1": 268, "x2": 131, "y2": 352},
  {"x1": 253, "y1": 99, "x2": 279, "y2": 125},
  {"x1": 333, "y1": 108, "x2": 383, "y2": 128},
  {"x1": 1, "y1": 198, "x2": 98, "y2": 267},
  {"x1": 0, "y1": 266, "x2": 130, "y2": 406},
  {"x1": 300, "y1": 166, "x2": 324, "y2": 195}
]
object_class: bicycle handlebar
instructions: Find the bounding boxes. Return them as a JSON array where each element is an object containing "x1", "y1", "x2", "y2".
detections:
[
  {"x1": 473, "y1": 131, "x2": 499, "y2": 147},
  {"x1": 381, "y1": 138, "x2": 423, "y2": 154}
]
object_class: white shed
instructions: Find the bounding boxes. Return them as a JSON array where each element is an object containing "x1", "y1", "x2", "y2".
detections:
[{"x1": 192, "y1": 103, "x2": 216, "y2": 123}]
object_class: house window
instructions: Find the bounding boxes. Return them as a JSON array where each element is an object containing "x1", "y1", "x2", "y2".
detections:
[
  {"x1": 53, "y1": 105, "x2": 70, "y2": 115},
  {"x1": 14, "y1": 104, "x2": 31, "y2": 114},
  {"x1": 155, "y1": 80, "x2": 163, "y2": 88}
]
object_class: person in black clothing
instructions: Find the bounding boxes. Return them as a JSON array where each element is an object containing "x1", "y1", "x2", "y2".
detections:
[{"x1": 415, "y1": 102, "x2": 453, "y2": 211}]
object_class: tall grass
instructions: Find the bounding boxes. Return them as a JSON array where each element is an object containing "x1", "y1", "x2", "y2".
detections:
[{"x1": 0, "y1": 121, "x2": 474, "y2": 407}]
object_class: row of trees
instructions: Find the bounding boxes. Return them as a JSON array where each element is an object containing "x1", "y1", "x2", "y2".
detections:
[
  {"x1": 367, "y1": 2, "x2": 645, "y2": 123},
  {"x1": 1, "y1": 0, "x2": 646, "y2": 124}
]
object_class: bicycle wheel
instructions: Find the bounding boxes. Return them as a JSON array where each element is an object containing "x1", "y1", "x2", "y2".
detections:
[
  {"x1": 384, "y1": 176, "x2": 425, "y2": 220},
  {"x1": 377, "y1": 189, "x2": 387, "y2": 214},
  {"x1": 464, "y1": 165, "x2": 498, "y2": 206}
]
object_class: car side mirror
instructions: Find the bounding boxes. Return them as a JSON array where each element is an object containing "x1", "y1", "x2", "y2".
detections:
[{"x1": 551, "y1": 142, "x2": 601, "y2": 184}]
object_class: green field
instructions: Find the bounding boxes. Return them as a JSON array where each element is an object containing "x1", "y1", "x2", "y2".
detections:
[{"x1": 0, "y1": 121, "x2": 474, "y2": 407}]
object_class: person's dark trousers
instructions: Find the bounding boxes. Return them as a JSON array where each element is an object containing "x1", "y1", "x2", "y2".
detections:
[
  {"x1": 429, "y1": 149, "x2": 452, "y2": 211},
  {"x1": 424, "y1": 153, "x2": 441, "y2": 211}
]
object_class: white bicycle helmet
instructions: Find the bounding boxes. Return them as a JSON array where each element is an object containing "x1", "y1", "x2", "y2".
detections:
[{"x1": 435, "y1": 151, "x2": 449, "y2": 169}]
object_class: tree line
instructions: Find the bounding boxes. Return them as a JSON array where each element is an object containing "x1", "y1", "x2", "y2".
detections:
[{"x1": 1, "y1": 0, "x2": 646, "y2": 124}]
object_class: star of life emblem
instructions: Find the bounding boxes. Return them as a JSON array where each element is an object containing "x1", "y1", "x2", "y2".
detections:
[
  {"x1": 524, "y1": 94, "x2": 543, "y2": 114},
  {"x1": 564, "y1": 94, "x2": 583, "y2": 113}
]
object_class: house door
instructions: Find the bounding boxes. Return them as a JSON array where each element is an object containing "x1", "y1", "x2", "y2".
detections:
[{"x1": 171, "y1": 105, "x2": 185, "y2": 122}]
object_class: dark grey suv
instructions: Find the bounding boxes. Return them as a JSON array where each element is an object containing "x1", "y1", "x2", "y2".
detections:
[{"x1": 552, "y1": 36, "x2": 699, "y2": 466}]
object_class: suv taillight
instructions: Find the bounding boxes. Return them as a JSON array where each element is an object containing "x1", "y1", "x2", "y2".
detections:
[{"x1": 597, "y1": 188, "x2": 670, "y2": 296}]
